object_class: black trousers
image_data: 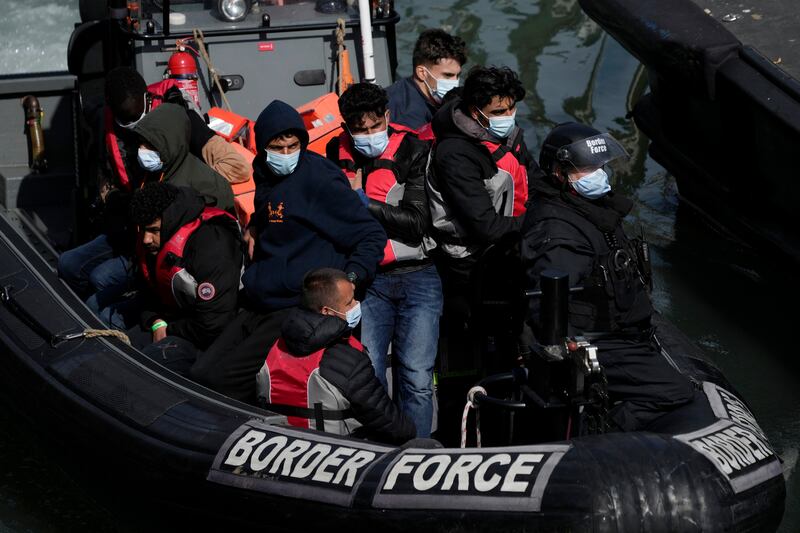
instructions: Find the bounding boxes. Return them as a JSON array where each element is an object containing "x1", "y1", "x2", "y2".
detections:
[
  {"x1": 597, "y1": 337, "x2": 696, "y2": 432},
  {"x1": 190, "y1": 307, "x2": 293, "y2": 404}
]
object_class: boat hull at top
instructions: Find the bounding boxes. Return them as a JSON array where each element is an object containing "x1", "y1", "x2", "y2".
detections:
[
  {"x1": 579, "y1": 0, "x2": 800, "y2": 264},
  {"x1": 0, "y1": 205, "x2": 785, "y2": 531}
]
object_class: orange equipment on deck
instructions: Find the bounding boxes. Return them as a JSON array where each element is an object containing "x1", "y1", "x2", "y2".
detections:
[{"x1": 296, "y1": 93, "x2": 343, "y2": 156}]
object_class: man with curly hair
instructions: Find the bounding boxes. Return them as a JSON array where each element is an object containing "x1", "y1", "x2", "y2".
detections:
[
  {"x1": 386, "y1": 28, "x2": 467, "y2": 130},
  {"x1": 426, "y1": 66, "x2": 542, "y2": 440},
  {"x1": 127, "y1": 182, "x2": 243, "y2": 354}
]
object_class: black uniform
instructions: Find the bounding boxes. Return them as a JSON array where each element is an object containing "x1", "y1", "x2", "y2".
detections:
[{"x1": 522, "y1": 178, "x2": 695, "y2": 431}]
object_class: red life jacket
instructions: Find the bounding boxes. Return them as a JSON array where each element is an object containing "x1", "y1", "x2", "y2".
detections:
[
  {"x1": 416, "y1": 122, "x2": 435, "y2": 141},
  {"x1": 104, "y1": 79, "x2": 179, "y2": 192},
  {"x1": 337, "y1": 123, "x2": 427, "y2": 265},
  {"x1": 137, "y1": 206, "x2": 237, "y2": 309},
  {"x1": 258, "y1": 335, "x2": 363, "y2": 432},
  {"x1": 481, "y1": 135, "x2": 529, "y2": 216}
]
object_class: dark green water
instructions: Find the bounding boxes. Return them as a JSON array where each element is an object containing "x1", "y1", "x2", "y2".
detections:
[{"x1": 2, "y1": 0, "x2": 798, "y2": 530}]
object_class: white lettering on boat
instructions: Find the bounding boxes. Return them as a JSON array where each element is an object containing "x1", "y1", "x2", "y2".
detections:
[
  {"x1": 222, "y1": 429, "x2": 376, "y2": 488},
  {"x1": 691, "y1": 425, "x2": 774, "y2": 475},
  {"x1": 382, "y1": 452, "x2": 544, "y2": 494}
]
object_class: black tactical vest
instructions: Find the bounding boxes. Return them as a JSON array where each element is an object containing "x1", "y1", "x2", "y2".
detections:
[{"x1": 530, "y1": 198, "x2": 653, "y2": 333}]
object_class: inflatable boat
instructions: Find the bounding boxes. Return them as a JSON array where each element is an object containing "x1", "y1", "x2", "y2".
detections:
[
  {"x1": 0, "y1": 1, "x2": 785, "y2": 530},
  {"x1": 0, "y1": 211, "x2": 786, "y2": 530}
]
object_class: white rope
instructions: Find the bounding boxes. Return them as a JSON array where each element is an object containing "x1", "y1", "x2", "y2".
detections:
[{"x1": 460, "y1": 386, "x2": 487, "y2": 449}]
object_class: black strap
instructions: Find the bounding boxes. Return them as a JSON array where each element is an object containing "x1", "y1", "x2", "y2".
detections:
[
  {"x1": 491, "y1": 144, "x2": 509, "y2": 163},
  {"x1": 262, "y1": 402, "x2": 354, "y2": 422}
]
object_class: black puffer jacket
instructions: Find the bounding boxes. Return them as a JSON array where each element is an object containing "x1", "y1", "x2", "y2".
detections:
[
  {"x1": 139, "y1": 187, "x2": 243, "y2": 350},
  {"x1": 326, "y1": 127, "x2": 432, "y2": 252},
  {"x1": 280, "y1": 307, "x2": 416, "y2": 445}
]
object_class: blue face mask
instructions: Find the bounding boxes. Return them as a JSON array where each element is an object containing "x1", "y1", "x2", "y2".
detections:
[
  {"x1": 137, "y1": 147, "x2": 163, "y2": 172},
  {"x1": 352, "y1": 129, "x2": 389, "y2": 159},
  {"x1": 330, "y1": 302, "x2": 362, "y2": 329},
  {"x1": 266, "y1": 149, "x2": 300, "y2": 176},
  {"x1": 423, "y1": 67, "x2": 459, "y2": 103},
  {"x1": 479, "y1": 109, "x2": 516, "y2": 139},
  {"x1": 571, "y1": 168, "x2": 611, "y2": 199}
]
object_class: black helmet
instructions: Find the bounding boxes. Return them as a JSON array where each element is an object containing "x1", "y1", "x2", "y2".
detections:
[{"x1": 539, "y1": 122, "x2": 628, "y2": 176}]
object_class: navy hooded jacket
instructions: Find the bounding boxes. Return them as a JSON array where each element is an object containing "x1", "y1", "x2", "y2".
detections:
[{"x1": 242, "y1": 100, "x2": 386, "y2": 312}]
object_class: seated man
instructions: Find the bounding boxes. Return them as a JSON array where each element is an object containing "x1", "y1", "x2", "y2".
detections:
[
  {"x1": 326, "y1": 83, "x2": 441, "y2": 438},
  {"x1": 133, "y1": 104, "x2": 236, "y2": 211},
  {"x1": 257, "y1": 268, "x2": 416, "y2": 445},
  {"x1": 73, "y1": 104, "x2": 237, "y2": 329},
  {"x1": 58, "y1": 67, "x2": 247, "y2": 318},
  {"x1": 190, "y1": 99, "x2": 386, "y2": 403},
  {"x1": 127, "y1": 182, "x2": 242, "y2": 352},
  {"x1": 522, "y1": 123, "x2": 695, "y2": 431},
  {"x1": 386, "y1": 29, "x2": 467, "y2": 130}
]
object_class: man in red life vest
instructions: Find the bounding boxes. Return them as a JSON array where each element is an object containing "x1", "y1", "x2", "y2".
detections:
[
  {"x1": 257, "y1": 268, "x2": 416, "y2": 445},
  {"x1": 125, "y1": 182, "x2": 242, "y2": 356},
  {"x1": 325, "y1": 83, "x2": 441, "y2": 438},
  {"x1": 58, "y1": 67, "x2": 246, "y2": 329},
  {"x1": 426, "y1": 66, "x2": 543, "y2": 440}
]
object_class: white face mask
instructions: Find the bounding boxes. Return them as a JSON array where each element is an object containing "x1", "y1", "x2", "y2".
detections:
[{"x1": 115, "y1": 94, "x2": 147, "y2": 130}]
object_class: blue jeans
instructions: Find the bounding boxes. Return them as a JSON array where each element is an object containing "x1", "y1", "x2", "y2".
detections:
[
  {"x1": 360, "y1": 264, "x2": 443, "y2": 438},
  {"x1": 58, "y1": 234, "x2": 134, "y2": 321}
]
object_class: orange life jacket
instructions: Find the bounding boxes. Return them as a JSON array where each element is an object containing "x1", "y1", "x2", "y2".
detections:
[
  {"x1": 104, "y1": 79, "x2": 179, "y2": 192},
  {"x1": 337, "y1": 123, "x2": 427, "y2": 265},
  {"x1": 137, "y1": 207, "x2": 237, "y2": 309}
]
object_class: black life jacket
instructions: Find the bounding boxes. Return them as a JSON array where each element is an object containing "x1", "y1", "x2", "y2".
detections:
[{"x1": 531, "y1": 197, "x2": 653, "y2": 333}]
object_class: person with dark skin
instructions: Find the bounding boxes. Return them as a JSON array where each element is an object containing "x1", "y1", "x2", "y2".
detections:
[
  {"x1": 386, "y1": 28, "x2": 467, "y2": 130},
  {"x1": 257, "y1": 268, "x2": 416, "y2": 445},
  {"x1": 190, "y1": 100, "x2": 386, "y2": 404},
  {"x1": 127, "y1": 182, "x2": 242, "y2": 354},
  {"x1": 58, "y1": 66, "x2": 244, "y2": 326},
  {"x1": 326, "y1": 83, "x2": 440, "y2": 438},
  {"x1": 521, "y1": 122, "x2": 696, "y2": 431}
]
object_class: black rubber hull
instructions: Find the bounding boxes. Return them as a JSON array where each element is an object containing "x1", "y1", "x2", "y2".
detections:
[{"x1": 0, "y1": 211, "x2": 785, "y2": 532}]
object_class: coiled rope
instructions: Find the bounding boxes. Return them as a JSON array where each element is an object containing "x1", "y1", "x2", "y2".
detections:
[{"x1": 460, "y1": 386, "x2": 487, "y2": 448}]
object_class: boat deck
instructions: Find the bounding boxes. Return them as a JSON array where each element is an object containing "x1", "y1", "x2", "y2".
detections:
[{"x1": 693, "y1": 0, "x2": 800, "y2": 81}]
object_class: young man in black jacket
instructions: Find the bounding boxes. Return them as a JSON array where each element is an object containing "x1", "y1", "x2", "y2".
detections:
[
  {"x1": 191, "y1": 100, "x2": 386, "y2": 403},
  {"x1": 386, "y1": 29, "x2": 467, "y2": 130},
  {"x1": 326, "y1": 83, "x2": 441, "y2": 438},
  {"x1": 257, "y1": 268, "x2": 416, "y2": 445},
  {"x1": 128, "y1": 182, "x2": 243, "y2": 351},
  {"x1": 427, "y1": 66, "x2": 542, "y2": 373}
]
